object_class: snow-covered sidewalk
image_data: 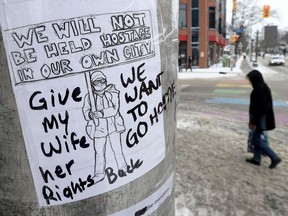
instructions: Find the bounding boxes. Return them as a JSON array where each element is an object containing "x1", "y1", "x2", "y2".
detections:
[
  {"x1": 177, "y1": 54, "x2": 280, "y2": 80},
  {"x1": 177, "y1": 56, "x2": 243, "y2": 79}
]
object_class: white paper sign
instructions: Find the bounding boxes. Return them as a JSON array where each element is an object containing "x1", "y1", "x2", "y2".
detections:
[
  {"x1": 0, "y1": 0, "x2": 174, "y2": 206},
  {"x1": 109, "y1": 173, "x2": 174, "y2": 216}
]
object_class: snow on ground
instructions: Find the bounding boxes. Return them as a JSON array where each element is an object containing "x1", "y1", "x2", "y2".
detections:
[{"x1": 177, "y1": 54, "x2": 280, "y2": 80}]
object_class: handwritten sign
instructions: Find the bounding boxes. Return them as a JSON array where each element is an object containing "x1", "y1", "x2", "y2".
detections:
[
  {"x1": 0, "y1": 0, "x2": 176, "y2": 206},
  {"x1": 6, "y1": 11, "x2": 155, "y2": 85}
]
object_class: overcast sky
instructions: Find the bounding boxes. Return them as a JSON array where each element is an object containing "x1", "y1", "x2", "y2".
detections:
[{"x1": 227, "y1": 0, "x2": 288, "y2": 31}]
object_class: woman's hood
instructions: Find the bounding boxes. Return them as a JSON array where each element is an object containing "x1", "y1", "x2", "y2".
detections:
[{"x1": 246, "y1": 70, "x2": 264, "y2": 89}]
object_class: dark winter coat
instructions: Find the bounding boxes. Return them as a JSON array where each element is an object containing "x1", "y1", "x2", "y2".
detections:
[{"x1": 247, "y1": 70, "x2": 275, "y2": 131}]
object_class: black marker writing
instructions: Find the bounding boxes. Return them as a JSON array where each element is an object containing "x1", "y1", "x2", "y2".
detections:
[
  {"x1": 18, "y1": 68, "x2": 34, "y2": 82},
  {"x1": 111, "y1": 13, "x2": 146, "y2": 31},
  {"x1": 39, "y1": 159, "x2": 75, "y2": 184},
  {"x1": 123, "y1": 41, "x2": 152, "y2": 60},
  {"x1": 105, "y1": 158, "x2": 143, "y2": 184},
  {"x1": 100, "y1": 28, "x2": 151, "y2": 47},
  {"x1": 120, "y1": 62, "x2": 176, "y2": 148},
  {"x1": 42, "y1": 173, "x2": 94, "y2": 205},
  {"x1": 126, "y1": 82, "x2": 176, "y2": 148},
  {"x1": 42, "y1": 111, "x2": 69, "y2": 135},
  {"x1": 44, "y1": 38, "x2": 92, "y2": 58},
  {"x1": 127, "y1": 101, "x2": 148, "y2": 122},
  {"x1": 11, "y1": 48, "x2": 37, "y2": 66},
  {"x1": 126, "y1": 121, "x2": 148, "y2": 147},
  {"x1": 29, "y1": 87, "x2": 82, "y2": 110},
  {"x1": 120, "y1": 63, "x2": 146, "y2": 88},
  {"x1": 81, "y1": 49, "x2": 120, "y2": 69},
  {"x1": 40, "y1": 132, "x2": 89, "y2": 157},
  {"x1": 11, "y1": 25, "x2": 48, "y2": 48},
  {"x1": 52, "y1": 18, "x2": 101, "y2": 39},
  {"x1": 40, "y1": 59, "x2": 73, "y2": 79}
]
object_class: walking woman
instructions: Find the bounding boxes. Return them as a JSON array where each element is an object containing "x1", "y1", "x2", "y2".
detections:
[{"x1": 246, "y1": 70, "x2": 281, "y2": 169}]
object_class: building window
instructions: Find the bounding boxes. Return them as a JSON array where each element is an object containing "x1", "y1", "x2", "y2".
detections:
[
  {"x1": 179, "y1": 4, "x2": 187, "y2": 28},
  {"x1": 218, "y1": 18, "x2": 222, "y2": 34},
  {"x1": 191, "y1": 0, "x2": 199, "y2": 8},
  {"x1": 191, "y1": 29, "x2": 199, "y2": 43},
  {"x1": 219, "y1": 1, "x2": 222, "y2": 12},
  {"x1": 209, "y1": 7, "x2": 216, "y2": 29},
  {"x1": 191, "y1": 9, "x2": 199, "y2": 28},
  {"x1": 191, "y1": 0, "x2": 199, "y2": 66}
]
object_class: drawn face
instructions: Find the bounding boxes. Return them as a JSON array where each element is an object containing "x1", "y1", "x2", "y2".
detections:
[{"x1": 92, "y1": 78, "x2": 107, "y2": 91}]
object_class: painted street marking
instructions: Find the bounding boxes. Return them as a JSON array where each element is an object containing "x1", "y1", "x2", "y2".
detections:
[
  {"x1": 206, "y1": 97, "x2": 249, "y2": 105},
  {"x1": 216, "y1": 84, "x2": 251, "y2": 88},
  {"x1": 214, "y1": 89, "x2": 248, "y2": 94},
  {"x1": 201, "y1": 109, "x2": 288, "y2": 126},
  {"x1": 221, "y1": 79, "x2": 249, "y2": 84},
  {"x1": 275, "y1": 113, "x2": 288, "y2": 125},
  {"x1": 206, "y1": 97, "x2": 288, "y2": 107}
]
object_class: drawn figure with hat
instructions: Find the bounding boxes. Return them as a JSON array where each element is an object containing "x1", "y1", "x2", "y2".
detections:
[{"x1": 82, "y1": 70, "x2": 127, "y2": 184}]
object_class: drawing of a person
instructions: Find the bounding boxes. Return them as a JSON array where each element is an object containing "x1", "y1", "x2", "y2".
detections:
[{"x1": 82, "y1": 71, "x2": 127, "y2": 184}]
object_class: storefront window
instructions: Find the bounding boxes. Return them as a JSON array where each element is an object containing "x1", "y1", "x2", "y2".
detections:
[
  {"x1": 179, "y1": 41, "x2": 187, "y2": 70},
  {"x1": 192, "y1": 46, "x2": 199, "y2": 66}
]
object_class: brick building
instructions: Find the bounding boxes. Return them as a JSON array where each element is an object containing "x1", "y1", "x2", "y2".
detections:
[{"x1": 179, "y1": 0, "x2": 227, "y2": 69}]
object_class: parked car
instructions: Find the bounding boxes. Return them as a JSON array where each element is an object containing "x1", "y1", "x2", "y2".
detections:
[{"x1": 269, "y1": 56, "x2": 285, "y2": 66}]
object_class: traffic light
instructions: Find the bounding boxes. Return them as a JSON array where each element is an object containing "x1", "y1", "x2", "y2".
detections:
[
  {"x1": 263, "y1": 5, "x2": 270, "y2": 18},
  {"x1": 231, "y1": 35, "x2": 239, "y2": 44},
  {"x1": 233, "y1": 0, "x2": 237, "y2": 12}
]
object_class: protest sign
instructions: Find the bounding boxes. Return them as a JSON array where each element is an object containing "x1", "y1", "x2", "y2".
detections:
[{"x1": 0, "y1": 0, "x2": 175, "y2": 206}]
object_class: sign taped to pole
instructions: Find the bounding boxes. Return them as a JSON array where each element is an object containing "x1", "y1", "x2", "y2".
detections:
[{"x1": 0, "y1": 0, "x2": 175, "y2": 206}]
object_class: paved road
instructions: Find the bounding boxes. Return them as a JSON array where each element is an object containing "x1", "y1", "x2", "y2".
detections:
[{"x1": 178, "y1": 59, "x2": 288, "y2": 125}]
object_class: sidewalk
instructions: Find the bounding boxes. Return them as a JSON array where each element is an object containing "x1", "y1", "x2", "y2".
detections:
[
  {"x1": 177, "y1": 57, "x2": 244, "y2": 80},
  {"x1": 177, "y1": 55, "x2": 280, "y2": 80}
]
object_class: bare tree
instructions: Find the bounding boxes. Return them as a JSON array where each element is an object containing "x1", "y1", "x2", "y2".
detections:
[{"x1": 230, "y1": 0, "x2": 279, "y2": 49}]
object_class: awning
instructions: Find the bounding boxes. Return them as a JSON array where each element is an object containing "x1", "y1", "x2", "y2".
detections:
[
  {"x1": 179, "y1": 34, "x2": 187, "y2": 41},
  {"x1": 209, "y1": 35, "x2": 224, "y2": 46}
]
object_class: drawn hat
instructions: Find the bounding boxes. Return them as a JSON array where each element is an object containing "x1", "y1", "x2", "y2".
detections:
[{"x1": 90, "y1": 71, "x2": 106, "y2": 81}]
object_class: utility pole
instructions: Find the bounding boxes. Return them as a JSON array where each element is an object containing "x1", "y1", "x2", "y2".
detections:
[
  {"x1": 255, "y1": 30, "x2": 259, "y2": 63},
  {"x1": 0, "y1": 0, "x2": 177, "y2": 215},
  {"x1": 251, "y1": 39, "x2": 254, "y2": 61}
]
